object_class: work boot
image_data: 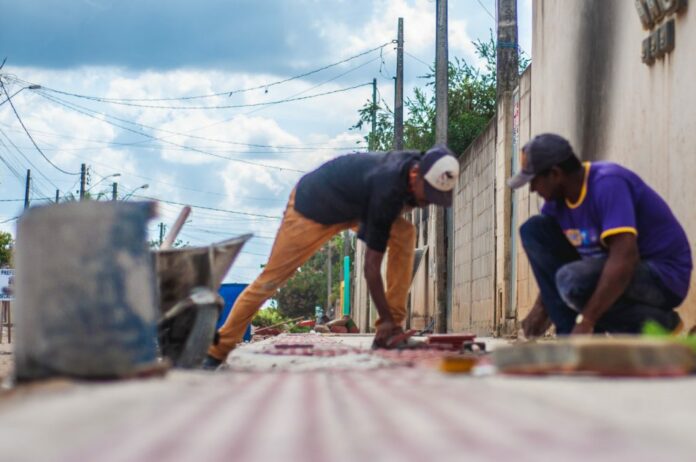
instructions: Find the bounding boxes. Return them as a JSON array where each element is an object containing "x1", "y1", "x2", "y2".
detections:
[{"x1": 200, "y1": 354, "x2": 222, "y2": 371}]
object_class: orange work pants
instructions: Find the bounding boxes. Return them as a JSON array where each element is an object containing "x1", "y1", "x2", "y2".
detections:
[{"x1": 208, "y1": 190, "x2": 416, "y2": 361}]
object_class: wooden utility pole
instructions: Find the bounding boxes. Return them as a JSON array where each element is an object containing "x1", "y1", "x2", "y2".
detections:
[
  {"x1": 55, "y1": 189, "x2": 60, "y2": 203},
  {"x1": 79, "y1": 163, "x2": 86, "y2": 201},
  {"x1": 496, "y1": 0, "x2": 520, "y2": 329},
  {"x1": 158, "y1": 223, "x2": 166, "y2": 247},
  {"x1": 394, "y1": 18, "x2": 404, "y2": 150},
  {"x1": 370, "y1": 78, "x2": 377, "y2": 151},
  {"x1": 434, "y1": 0, "x2": 449, "y2": 334},
  {"x1": 497, "y1": 0, "x2": 519, "y2": 98},
  {"x1": 24, "y1": 169, "x2": 31, "y2": 210}
]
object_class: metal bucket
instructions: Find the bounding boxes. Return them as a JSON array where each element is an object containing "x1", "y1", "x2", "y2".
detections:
[{"x1": 13, "y1": 201, "x2": 160, "y2": 381}]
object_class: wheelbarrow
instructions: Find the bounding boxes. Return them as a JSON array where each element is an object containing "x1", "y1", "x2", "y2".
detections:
[{"x1": 154, "y1": 233, "x2": 252, "y2": 368}]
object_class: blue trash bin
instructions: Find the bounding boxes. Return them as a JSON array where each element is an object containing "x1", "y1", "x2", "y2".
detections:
[{"x1": 218, "y1": 283, "x2": 251, "y2": 342}]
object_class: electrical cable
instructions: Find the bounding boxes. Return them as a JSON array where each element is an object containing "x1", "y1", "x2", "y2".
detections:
[
  {"x1": 0, "y1": 81, "x2": 80, "y2": 175},
  {"x1": 22, "y1": 42, "x2": 392, "y2": 103},
  {"x1": 36, "y1": 91, "x2": 308, "y2": 174}
]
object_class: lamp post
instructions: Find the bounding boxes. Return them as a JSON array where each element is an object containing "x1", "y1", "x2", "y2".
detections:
[
  {"x1": 86, "y1": 172, "x2": 121, "y2": 194},
  {"x1": 0, "y1": 84, "x2": 41, "y2": 107},
  {"x1": 121, "y1": 184, "x2": 149, "y2": 201}
]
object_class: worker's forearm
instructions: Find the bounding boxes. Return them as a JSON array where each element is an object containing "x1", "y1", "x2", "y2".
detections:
[
  {"x1": 365, "y1": 267, "x2": 394, "y2": 323},
  {"x1": 581, "y1": 258, "x2": 636, "y2": 324}
]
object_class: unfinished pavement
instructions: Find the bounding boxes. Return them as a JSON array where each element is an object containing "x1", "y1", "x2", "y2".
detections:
[{"x1": 1, "y1": 335, "x2": 696, "y2": 462}]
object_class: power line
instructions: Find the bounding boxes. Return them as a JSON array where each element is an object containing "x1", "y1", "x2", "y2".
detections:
[
  {"x1": 0, "y1": 80, "x2": 80, "y2": 176},
  {"x1": 0, "y1": 121, "x2": 364, "y2": 152},
  {"x1": 36, "y1": 91, "x2": 308, "y2": 174},
  {"x1": 405, "y1": 51, "x2": 432, "y2": 68},
  {"x1": 133, "y1": 194, "x2": 282, "y2": 220},
  {"x1": 475, "y1": 0, "x2": 495, "y2": 21},
  {"x1": 0, "y1": 127, "x2": 60, "y2": 192},
  {"x1": 21, "y1": 42, "x2": 392, "y2": 103},
  {"x1": 40, "y1": 81, "x2": 374, "y2": 110}
]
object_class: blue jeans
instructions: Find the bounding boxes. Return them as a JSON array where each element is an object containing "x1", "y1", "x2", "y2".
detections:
[{"x1": 519, "y1": 215, "x2": 681, "y2": 334}]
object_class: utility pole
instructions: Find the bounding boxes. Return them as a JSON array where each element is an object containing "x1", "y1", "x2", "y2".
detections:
[
  {"x1": 24, "y1": 169, "x2": 31, "y2": 210},
  {"x1": 158, "y1": 223, "x2": 166, "y2": 247},
  {"x1": 55, "y1": 189, "x2": 59, "y2": 203},
  {"x1": 112, "y1": 182, "x2": 118, "y2": 201},
  {"x1": 327, "y1": 242, "x2": 332, "y2": 317},
  {"x1": 434, "y1": 0, "x2": 449, "y2": 334},
  {"x1": 497, "y1": 0, "x2": 520, "y2": 98},
  {"x1": 394, "y1": 17, "x2": 404, "y2": 150},
  {"x1": 497, "y1": 0, "x2": 520, "y2": 331},
  {"x1": 370, "y1": 78, "x2": 377, "y2": 151},
  {"x1": 79, "y1": 163, "x2": 86, "y2": 201}
]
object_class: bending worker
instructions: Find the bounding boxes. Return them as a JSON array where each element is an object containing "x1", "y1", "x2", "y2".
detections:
[
  {"x1": 204, "y1": 145, "x2": 459, "y2": 368},
  {"x1": 509, "y1": 133, "x2": 691, "y2": 336}
]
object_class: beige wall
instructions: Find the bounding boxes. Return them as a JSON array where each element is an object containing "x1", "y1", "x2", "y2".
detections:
[
  {"x1": 531, "y1": 0, "x2": 696, "y2": 326},
  {"x1": 450, "y1": 119, "x2": 497, "y2": 334},
  {"x1": 511, "y1": 68, "x2": 537, "y2": 320}
]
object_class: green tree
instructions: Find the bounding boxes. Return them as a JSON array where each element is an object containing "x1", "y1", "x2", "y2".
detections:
[
  {"x1": 352, "y1": 33, "x2": 530, "y2": 156},
  {"x1": 274, "y1": 233, "x2": 350, "y2": 319},
  {"x1": 0, "y1": 231, "x2": 13, "y2": 267}
]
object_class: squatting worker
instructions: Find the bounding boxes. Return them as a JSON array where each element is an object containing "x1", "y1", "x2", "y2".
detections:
[
  {"x1": 508, "y1": 133, "x2": 692, "y2": 336},
  {"x1": 203, "y1": 145, "x2": 460, "y2": 368}
]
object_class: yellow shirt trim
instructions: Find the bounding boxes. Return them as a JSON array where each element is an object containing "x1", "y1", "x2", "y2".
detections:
[
  {"x1": 600, "y1": 227, "x2": 638, "y2": 245},
  {"x1": 565, "y1": 162, "x2": 591, "y2": 209}
]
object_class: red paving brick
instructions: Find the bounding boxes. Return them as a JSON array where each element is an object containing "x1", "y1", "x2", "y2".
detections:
[{"x1": 1, "y1": 334, "x2": 696, "y2": 461}]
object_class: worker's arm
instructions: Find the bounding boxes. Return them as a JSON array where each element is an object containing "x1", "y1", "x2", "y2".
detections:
[
  {"x1": 572, "y1": 233, "x2": 639, "y2": 334},
  {"x1": 364, "y1": 248, "x2": 400, "y2": 346},
  {"x1": 520, "y1": 294, "x2": 552, "y2": 338}
]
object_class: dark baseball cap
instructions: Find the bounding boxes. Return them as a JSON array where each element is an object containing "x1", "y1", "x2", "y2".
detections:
[
  {"x1": 420, "y1": 144, "x2": 459, "y2": 207},
  {"x1": 507, "y1": 133, "x2": 575, "y2": 189}
]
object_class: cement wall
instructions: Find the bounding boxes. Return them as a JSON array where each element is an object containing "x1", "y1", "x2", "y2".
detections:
[
  {"x1": 531, "y1": 0, "x2": 696, "y2": 326},
  {"x1": 450, "y1": 119, "x2": 497, "y2": 334},
  {"x1": 510, "y1": 68, "x2": 536, "y2": 321}
]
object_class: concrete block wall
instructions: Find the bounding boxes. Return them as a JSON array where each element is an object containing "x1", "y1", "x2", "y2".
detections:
[
  {"x1": 451, "y1": 119, "x2": 497, "y2": 334},
  {"x1": 511, "y1": 68, "x2": 538, "y2": 321}
]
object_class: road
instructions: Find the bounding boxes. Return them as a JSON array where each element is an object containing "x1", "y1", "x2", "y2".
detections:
[{"x1": 0, "y1": 335, "x2": 694, "y2": 461}]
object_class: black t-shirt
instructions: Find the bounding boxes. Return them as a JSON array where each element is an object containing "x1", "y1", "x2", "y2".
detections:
[{"x1": 294, "y1": 151, "x2": 420, "y2": 252}]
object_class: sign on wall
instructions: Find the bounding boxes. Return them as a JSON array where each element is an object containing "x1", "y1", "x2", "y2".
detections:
[
  {"x1": 0, "y1": 269, "x2": 14, "y2": 301},
  {"x1": 635, "y1": 0, "x2": 687, "y2": 65}
]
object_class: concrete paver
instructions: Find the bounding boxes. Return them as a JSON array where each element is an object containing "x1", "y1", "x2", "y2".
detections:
[{"x1": 0, "y1": 335, "x2": 694, "y2": 461}]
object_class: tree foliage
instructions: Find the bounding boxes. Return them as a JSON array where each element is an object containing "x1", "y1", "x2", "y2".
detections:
[
  {"x1": 352, "y1": 33, "x2": 530, "y2": 156},
  {"x1": 0, "y1": 232, "x2": 13, "y2": 267}
]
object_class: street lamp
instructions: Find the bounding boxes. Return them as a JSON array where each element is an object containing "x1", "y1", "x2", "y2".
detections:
[
  {"x1": 121, "y1": 184, "x2": 149, "y2": 201},
  {"x1": 86, "y1": 172, "x2": 121, "y2": 193},
  {"x1": 0, "y1": 84, "x2": 41, "y2": 107}
]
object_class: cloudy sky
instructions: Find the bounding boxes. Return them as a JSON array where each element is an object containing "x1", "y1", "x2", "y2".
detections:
[{"x1": 0, "y1": 0, "x2": 531, "y2": 283}]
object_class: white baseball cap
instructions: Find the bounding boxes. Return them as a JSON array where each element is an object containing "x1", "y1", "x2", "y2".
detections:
[{"x1": 420, "y1": 144, "x2": 459, "y2": 207}]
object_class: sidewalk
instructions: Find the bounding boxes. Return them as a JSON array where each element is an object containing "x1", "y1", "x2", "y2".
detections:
[{"x1": 0, "y1": 334, "x2": 694, "y2": 461}]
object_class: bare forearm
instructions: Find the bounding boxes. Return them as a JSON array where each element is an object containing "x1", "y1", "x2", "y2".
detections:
[
  {"x1": 365, "y1": 268, "x2": 394, "y2": 323},
  {"x1": 364, "y1": 249, "x2": 394, "y2": 323}
]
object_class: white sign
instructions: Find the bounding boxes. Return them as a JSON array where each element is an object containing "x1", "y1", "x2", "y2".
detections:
[{"x1": 0, "y1": 269, "x2": 14, "y2": 301}]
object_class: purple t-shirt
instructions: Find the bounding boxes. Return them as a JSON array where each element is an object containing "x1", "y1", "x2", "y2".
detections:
[{"x1": 542, "y1": 162, "x2": 692, "y2": 300}]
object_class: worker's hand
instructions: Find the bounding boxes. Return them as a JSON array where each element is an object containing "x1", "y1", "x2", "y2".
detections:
[
  {"x1": 373, "y1": 320, "x2": 402, "y2": 349},
  {"x1": 520, "y1": 298, "x2": 552, "y2": 339},
  {"x1": 571, "y1": 318, "x2": 595, "y2": 335}
]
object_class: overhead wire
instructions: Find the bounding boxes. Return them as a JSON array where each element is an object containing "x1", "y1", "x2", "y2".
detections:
[
  {"x1": 22, "y1": 42, "x2": 392, "y2": 103},
  {"x1": 35, "y1": 91, "x2": 308, "y2": 173},
  {"x1": 39, "y1": 81, "x2": 374, "y2": 110},
  {"x1": 0, "y1": 80, "x2": 80, "y2": 176}
]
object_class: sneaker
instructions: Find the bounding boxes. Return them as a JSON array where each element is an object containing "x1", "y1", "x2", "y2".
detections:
[{"x1": 200, "y1": 355, "x2": 222, "y2": 370}]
